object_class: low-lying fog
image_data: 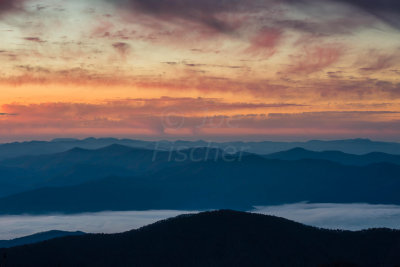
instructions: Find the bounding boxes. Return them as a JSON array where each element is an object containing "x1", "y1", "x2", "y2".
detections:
[
  {"x1": 254, "y1": 203, "x2": 400, "y2": 231},
  {"x1": 2, "y1": 203, "x2": 400, "y2": 240}
]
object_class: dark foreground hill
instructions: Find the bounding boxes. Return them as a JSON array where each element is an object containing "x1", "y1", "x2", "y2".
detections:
[
  {"x1": 1, "y1": 210, "x2": 400, "y2": 267},
  {"x1": 0, "y1": 230, "x2": 85, "y2": 248}
]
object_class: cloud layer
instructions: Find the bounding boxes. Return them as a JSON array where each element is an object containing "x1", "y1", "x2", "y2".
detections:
[
  {"x1": 0, "y1": 210, "x2": 196, "y2": 240},
  {"x1": 254, "y1": 202, "x2": 400, "y2": 230},
  {"x1": 339, "y1": 0, "x2": 400, "y2": 28},
  {"x1": 2, "y1": 202, "x2": 400, "y2": 240},
  {"x1": 1, "y1": 99, "x2": 399, "y2": 141},
  {"x1": 0, "y1": 0, "x2": 399, "y2": 141}
]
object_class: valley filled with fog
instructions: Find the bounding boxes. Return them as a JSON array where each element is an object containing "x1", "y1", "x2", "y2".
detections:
[{"x1": 2, "y1": 203, "x2": 400, "y2": 240}]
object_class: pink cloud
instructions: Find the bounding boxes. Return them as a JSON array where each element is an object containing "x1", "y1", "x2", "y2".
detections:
[
  {"x1": 244, "y1": 27, "x2": 282, "y2": 57},
  {"x1": 287, "y1": 44, "x2": 344, "y2": 74},
  {"x1": 358, "y1": 49, "x2": 400, "y2": 72},
  {"x1": 91, "y1": 19, "x2": 115, "y2": 38},
  {"x1": 0, "y1": 0, "x2": 25, "y2": 14},
  {"x1": 1, "y1": 101, "x2": 400, "y2": 140},
  {"x1": 112, "y1": 42, "x2": 131, "y2": 58},
  {"x1": 23, "y1": 37, "x2": 45, "y2": 43}
]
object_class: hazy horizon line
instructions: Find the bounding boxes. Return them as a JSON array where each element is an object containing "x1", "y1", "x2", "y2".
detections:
[{"x1": 1, "y1": 136, "x2": 400, "y2": 145}]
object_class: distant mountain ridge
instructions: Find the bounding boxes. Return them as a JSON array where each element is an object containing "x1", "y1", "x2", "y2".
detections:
[
  {"x1": 264, "y1": 147, "x2": 400, "y2": 166},
  {"x1": 1, "y1": 152, "x2": 400, "y2": 214},
  {"x1": 1, "y1": 143, "x2": 400, "y2": 197},
  {"x1": 0, "y1": 230, "x2": 85, "y2": 248},
  {"x1": 1, "y1": 142, "x2": 400, "y2": 214},
  {"x1": 1, "y1": 138, "x2": 400, "y2": 161},
  {"x1": 1, "y1": 210, "x2": 400, "y2": 266},
  {"x1": 0, "y1": 145, "x2": 231, "y2": 197}
]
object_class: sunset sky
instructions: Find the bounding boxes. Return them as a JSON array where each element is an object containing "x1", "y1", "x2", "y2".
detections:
[{"x1": 0, "y1": 0, "x2": 399, "y2": 142}]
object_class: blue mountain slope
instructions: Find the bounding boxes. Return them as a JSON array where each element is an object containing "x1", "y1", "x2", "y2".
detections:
[
  {"x1": 0, "y1": 145, "x2": 229, "y2": 196},
  {"x1": 0, "y1": 155, "x2": 399, "y2": 214},
  {"x1": 0, "y1": 230, "x2": 85, "y2": 248},
  {"x1": 264, "y1": 147, "x2": 400, "y2": 165},
  {"x1": 1, "y1": 138, "x2": 400, "y2": 161}
]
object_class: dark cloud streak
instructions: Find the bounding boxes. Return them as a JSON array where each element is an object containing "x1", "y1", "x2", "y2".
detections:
[
  {"x1": 0, "y1": 113, "x2": 18, "y2": 116},
  {"x1": 0, "y1": 0, "x2": 25, "y2": 14},
  {"x1": 106, "y1": 0, "x2": 400, "y2": 41},
  {"x1": 107, "y1": 0, "x2": 252, "y2": 33},
  {"x1": 338, "y1": 0, "x2": 400, "y2": 28},
  {"x1": 287, "y1": 0, "x2": 400, "y2": 29}
]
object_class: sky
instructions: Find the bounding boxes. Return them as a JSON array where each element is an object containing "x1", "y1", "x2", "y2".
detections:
[{"x1": 0, "y1": 0, "x2": 399, "y2": 142}]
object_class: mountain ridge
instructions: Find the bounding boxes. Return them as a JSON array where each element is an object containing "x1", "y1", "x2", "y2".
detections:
[
  {"x1": 0, "y1": 230, "x2": 85, "y2": 248},
  {"x1": 264, "y1": 147, "x2": 400, "y2": 166},
  {"x1": 1, "y1": 138, "x2": 400, "y2": 161},
  {"x1": 1, "y1": 210, "x2": 400, "y2": 266},
  {"x1": 1, "y1": 155, "x2": 400, "y2": 214}
]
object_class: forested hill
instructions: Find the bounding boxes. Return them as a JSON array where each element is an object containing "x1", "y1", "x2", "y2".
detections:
[{"x1": 1, "y1": 210, "x2": 400, "y2": 267}]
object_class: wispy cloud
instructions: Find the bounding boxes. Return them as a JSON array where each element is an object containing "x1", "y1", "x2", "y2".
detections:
[
  {"x1": 254, "y1": 202, "x2": 400, "y2": 230},
  {"x1": 338, "y1": 0, "x2": 400, "y2": 29},
  {"x1": 1, "y1": 101, "x2": 399, "y2": 140},
  {"x1": 23, "y1": 37, "x2": 46, "y2": 43},
  {"x1": 107, "y1": 0, "x2": 246, "y2": 33},
  {"x1": 0, "y1": 210, "x2": 196, "y2": 240},
  {"x1": 0, "y1": 0, "x2": 25, "y2": 14},
  {"x1": 112, "y1": 42, "x2": 131, "y2": 58},
  {"x1": 0, "y1": 0, "x2": 399, "y2": 141},
  {"x1": 358, "y1": 49, "x2": 400, "y2": 72},
  {"x1": 285, "y1": 44, "x2": 345, "y2": 75}
]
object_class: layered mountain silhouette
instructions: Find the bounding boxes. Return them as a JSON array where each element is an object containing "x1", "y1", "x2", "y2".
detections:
[
  {"x1": 0, "y1": 230, "x2": 85, "y2": 248},
  {"x1": 1, "y1": 210, "x2": 400, "y2": 267},
  {"x1": 1, "y1": 143, "x2": 400, "y2": 198},
  {"x1": 0, "y1": 145, "x2": 230, "y2": 196},
  {"x1": 1, "y1": 138, "x2": 400, "y2": 161},
  {"x1": 264, "y1": 147, "x2": 400, "y2": 166},
  {"x1": 0, "y1": 138, "x2": 153, "y2": 161},
  {"x1": 1, "y1": 150, "x2": 400, "y2": 214}
]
